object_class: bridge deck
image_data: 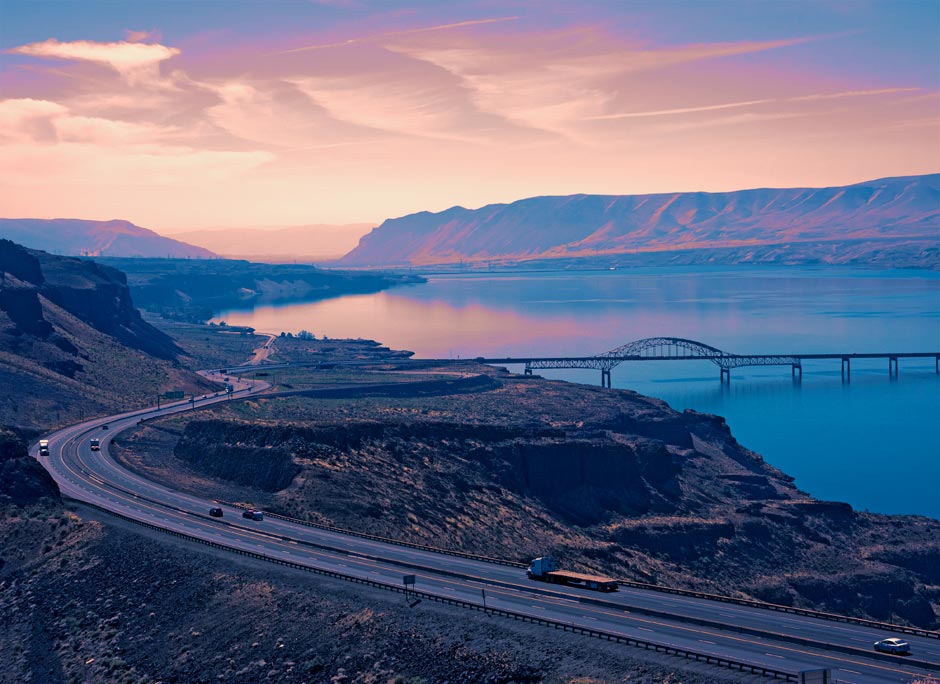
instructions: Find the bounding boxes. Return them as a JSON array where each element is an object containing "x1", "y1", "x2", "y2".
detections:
[{"x1": 477, "y1": 353, "x2": 939, "y2": 362}]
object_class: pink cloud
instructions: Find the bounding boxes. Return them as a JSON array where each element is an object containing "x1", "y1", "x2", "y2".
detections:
[
  {"x1": 125, "y1": 29, "x2": 163, "y2": 43},
  {"x1": 7, "y1": 38, "x2": 180, "y2": 85},
  {"x1": 0, "y1": 20, "x2": 935, "y2": 229}
]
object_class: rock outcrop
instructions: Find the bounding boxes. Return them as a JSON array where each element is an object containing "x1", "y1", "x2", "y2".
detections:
[
  {"x1": 0, "y1": 239, "x2": 215, "y2": 430},
  {"x1": 0, "y1": 239, "x2": 180, "y2": 360},
  {"x1": 0, "y1": 428, "x2": 60, "y2": 506}
]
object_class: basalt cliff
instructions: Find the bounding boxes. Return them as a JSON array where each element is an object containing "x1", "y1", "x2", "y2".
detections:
[{"x1": 0, "y1": 239, "x2": 211, "y2": 430}]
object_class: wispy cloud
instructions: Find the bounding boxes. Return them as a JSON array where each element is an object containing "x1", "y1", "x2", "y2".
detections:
[
  {"x1": 277, "y1": 16, "x2": 519, "y2": 54},
  {"x1": 382, "y1": 29, "x2": 822, "y2": 138},
  {"x1": 6, "y1": 38, "x2": 180, "y2": 85},
  {"x1": 0, "y1": 16, "x2": 935, "y2": 229},
  {"x1": 125, "y1": 29, "x2": 162, "y2": 43},
  {"x1": 586, "y1": 88, "x2": 922, "y2": 120}
]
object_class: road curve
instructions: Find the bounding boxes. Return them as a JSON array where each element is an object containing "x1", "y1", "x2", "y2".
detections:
[{"x1": 33, "y1": 372, "x2": 940, "y2": 684}]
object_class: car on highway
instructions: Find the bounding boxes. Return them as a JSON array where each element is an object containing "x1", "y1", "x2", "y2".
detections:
[
  {"x1": 89, "y1": 438, "x2": 101, "y2": 451},
  {"x1": 101, "y1": 424, "x2": 108, "y2": 430},
  {"x1": 873, "y1": 638, "x2": 911, "y2": 655},
  {"x1": 242, "y1": 509, "x2": 264, "y2": 521},
  {"x1": 208, "y1": 507, "x2": 224, "y2": 517}
]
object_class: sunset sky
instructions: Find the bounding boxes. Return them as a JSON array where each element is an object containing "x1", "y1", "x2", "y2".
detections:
[{"x1": 1, "y1": 0, "x2": 938, "y2": 235}]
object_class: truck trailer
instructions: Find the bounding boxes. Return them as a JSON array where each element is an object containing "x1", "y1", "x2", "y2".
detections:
[
  {"x1": 526, "y1": 556, "x2": 618, "y2": 592},
  {"x1": 38, "y1": 440, "x2": 49, "y2": 456}
]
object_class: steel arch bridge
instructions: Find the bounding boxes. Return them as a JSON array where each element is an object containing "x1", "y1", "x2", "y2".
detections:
[{"x1": 523, "y1": 337, "x2": 802, "y2": 386}]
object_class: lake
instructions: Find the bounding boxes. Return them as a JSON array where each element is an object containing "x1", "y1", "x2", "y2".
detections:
[{"x1": 214, "y1": 266, "x2": 940, "y2": 519}]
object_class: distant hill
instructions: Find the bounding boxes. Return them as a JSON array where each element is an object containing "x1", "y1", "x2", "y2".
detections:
[
  {"x1": 341, "y1": 175, "x2": 940, "y2": 268},
  {"x1": 171, "y1": 224, "x2": 373, "y2": 262},
  {"x1": 0, "y1": 239, "x2": 214, "y2": 430},
  {"x1": 0, "y1": 218, "x2": 215, "y2": 258}
]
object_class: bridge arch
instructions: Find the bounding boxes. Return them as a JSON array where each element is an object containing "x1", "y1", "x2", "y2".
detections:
[{"x1": 599, "y1": 337, "x2": 726, "y2": 362}]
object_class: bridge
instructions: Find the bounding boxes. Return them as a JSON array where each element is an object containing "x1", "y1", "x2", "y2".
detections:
[{"x1": 476, "y1": 337, "x2": 940, "y2": 387}]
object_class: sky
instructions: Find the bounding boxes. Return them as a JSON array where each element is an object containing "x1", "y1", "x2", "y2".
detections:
[{"x1": 1, "y1": 0, "x2": 938, "y2": 236}]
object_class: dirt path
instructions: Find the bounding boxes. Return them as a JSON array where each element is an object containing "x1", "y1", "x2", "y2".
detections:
[{"x1": 247, "y1": 332, "x2": 276, "y2": 364}]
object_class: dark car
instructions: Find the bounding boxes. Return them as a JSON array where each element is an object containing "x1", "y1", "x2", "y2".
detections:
[
  {"x1": 873, "y1": 638, "x2": 911, "y2": 655},
  {"x1": 101, "y1": 424, "x2": 109, "y2": 430},
  {"x1": 208, "y1": 507, "x2": 224, "y2": 517},
  {"x1": 242, "y1": 509, "x2": 264, "y2": 521}
]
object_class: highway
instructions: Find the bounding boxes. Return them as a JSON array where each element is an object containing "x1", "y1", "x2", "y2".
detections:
[{"x1": 34, "y1": 371, "x2": 940, "y2": 684}]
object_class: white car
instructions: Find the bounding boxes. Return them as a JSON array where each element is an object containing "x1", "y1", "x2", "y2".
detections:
[{"x1": 873, "y1": 638, "x2": 911, "y2": 655}]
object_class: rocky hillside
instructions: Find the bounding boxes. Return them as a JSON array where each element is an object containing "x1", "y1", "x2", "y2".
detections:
[
  {"x1": 0, "y1": 218, "x2": 214, "y2": 258},
  {"x1": 0, "y1": 239, "x2": 214, "y2": 430},
  {"x1": 341, "y1": 174, "x2": 940, "y2": 268},
  {"x1": 0, "y1": 428, "x2": 728, "y2": 684},
  {"x1": 115, "y1": 360, "x2": 940, "y2": 629}
]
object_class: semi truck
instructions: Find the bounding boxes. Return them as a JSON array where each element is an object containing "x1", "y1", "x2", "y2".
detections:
[
  {"x1": 526, "y1": 556, "x2": 618, "y2": 592},
  {"x1": 38, "y1": 440, "x2": 50, "y2": 456}
]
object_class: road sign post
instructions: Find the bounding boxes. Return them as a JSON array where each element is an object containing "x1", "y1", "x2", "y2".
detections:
[{"x1": 402, "y1": 574, "x2": 420, "y2": 607}]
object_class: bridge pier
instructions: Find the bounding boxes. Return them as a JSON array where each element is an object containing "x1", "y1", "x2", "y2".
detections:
[
  {"x1": 600, "y1": 369, "x2": 611, "y2": 388},
  {"x1": 841, "y1": 357, "x2": 850, "y2": 381},
  {"x1": 792, "y1": 364, "x2": 802, "y2": 381},
  {"x1": 720, "y1": 368, "x2": 730, "y2": 383},
  {"x1": 524, "y1": 365, "x2": 532, "y2": 376},
  {"x1": 889, "y1": 356, "x2": 898, "y2": 377}
]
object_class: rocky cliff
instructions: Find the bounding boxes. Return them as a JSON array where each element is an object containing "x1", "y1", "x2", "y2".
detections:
[
  {"x1": 341, "y1": 174, "x2": 940, "y2": 268},
  {"x1": 0, "y1": 239, "x2": 212, "y2": 430},
  {"x1": 0, "y1": 239, "x2": 179, "y2": 360}
]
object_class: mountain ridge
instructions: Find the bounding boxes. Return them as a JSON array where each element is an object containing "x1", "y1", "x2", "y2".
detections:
[
  {"x1": 341, "y1": 174, "x2": 940, "y2": 268},
  {"x1": 0, "y1": 218, "x2": 215, "y2": 259}
]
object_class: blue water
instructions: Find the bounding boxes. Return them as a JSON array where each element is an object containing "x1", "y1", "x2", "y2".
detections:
[{"x1": 214, "y1": 267, "x2": 940, "y2": 519}]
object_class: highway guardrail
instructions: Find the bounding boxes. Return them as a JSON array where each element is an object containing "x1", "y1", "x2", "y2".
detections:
[
  {"x1": 216, "y1": 501, "x2": 940, "y2": 642},
  {"x1": 70, "y1": 483, "x2": 940, "y2": 671},
  {"x1": 69, "y1": 497, "x2": 802, "y2": 682}
]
